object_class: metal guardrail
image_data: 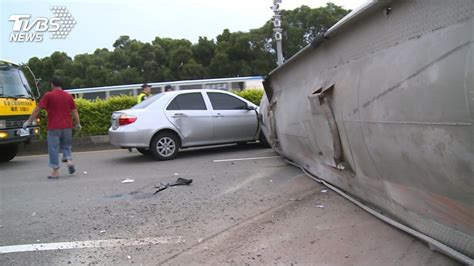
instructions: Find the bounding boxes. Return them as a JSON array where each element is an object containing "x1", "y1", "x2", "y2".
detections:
[{"x1": 66, "y1": 76, "x2": 263, "y2": 95}]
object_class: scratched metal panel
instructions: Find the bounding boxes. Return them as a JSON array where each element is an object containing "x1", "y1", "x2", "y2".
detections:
[{"x1": 262, "y1": 0, "x2": 474, "y2": 259}]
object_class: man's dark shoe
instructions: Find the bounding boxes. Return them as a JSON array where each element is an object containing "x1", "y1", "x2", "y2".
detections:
[
  {"x1": 68, "y1": 164, "x2": 76, "y2": 175},
  {"x1": 48, "y1": 175, "x2": 59, "y2": 179}
]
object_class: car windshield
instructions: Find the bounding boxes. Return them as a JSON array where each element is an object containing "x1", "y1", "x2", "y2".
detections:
[
  {"x1": 0, "y1": 63, "x2": 34, "y2": 98},
  {"x1": 131, "y1": 92, "x2": 165, "y2": 109}
]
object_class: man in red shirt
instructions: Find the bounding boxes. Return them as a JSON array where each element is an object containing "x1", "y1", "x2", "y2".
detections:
[{"x1": 24, "y1": 76, "x2": 81, "y2": 179}]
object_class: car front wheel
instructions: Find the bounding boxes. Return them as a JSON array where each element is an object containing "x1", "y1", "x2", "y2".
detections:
[{"x1": 150, "y1": 132, "x2": 180, "y2": 160}]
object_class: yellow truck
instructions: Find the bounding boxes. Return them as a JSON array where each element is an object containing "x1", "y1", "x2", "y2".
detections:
[{"x1": 0, "y1": 60, "x2": 40, "y2": 162}]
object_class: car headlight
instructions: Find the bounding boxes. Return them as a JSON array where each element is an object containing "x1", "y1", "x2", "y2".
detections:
[{"x1": 0, "y1": 120, "x2": 5, "y2": 129}]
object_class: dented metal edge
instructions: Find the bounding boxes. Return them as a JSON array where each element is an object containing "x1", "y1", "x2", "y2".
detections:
[{"x1": 268, "y1": 0, "x2": 392, "y2": 77}]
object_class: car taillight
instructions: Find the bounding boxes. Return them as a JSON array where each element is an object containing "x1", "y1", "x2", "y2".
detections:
[{"x1": 118, "y1": 115, "x2": 137, "y2": 126}]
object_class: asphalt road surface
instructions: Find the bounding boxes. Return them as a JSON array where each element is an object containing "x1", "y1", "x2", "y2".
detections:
[{"x1": 0, "y1": 144, "x2": 459, "y2": 265}]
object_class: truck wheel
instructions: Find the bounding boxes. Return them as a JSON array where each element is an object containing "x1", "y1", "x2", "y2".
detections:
[
  {"x1": 0, "y1": 144, "x2": 18, "y2": 163},
  {"x1": 150, "y1": 132, "x2": 180, "y2": 161}
]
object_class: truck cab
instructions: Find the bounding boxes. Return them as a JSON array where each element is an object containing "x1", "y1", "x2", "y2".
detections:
[{"x1": 0, "y1": 60, "x2": 40, "y2": 162}]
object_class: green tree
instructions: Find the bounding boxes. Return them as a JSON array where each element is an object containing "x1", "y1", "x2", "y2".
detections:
[
  {"x1": 143, "y1": 60, "x2": 159, "y2": 82},
  {"x1": 85, "y1": 65, "x2": 107, "y2": 86},
  {"x1": 169, "y1": 46, "x2": 193, "y2": 73},
  {"x1": 71, "y1": 77, "x2": 85, "y2": 88},
  {"x1": 25, "y1": 3, "x2": 349, "y2": 90},
  {"x1": 281, "y1": 3, "x2": 349, "y2": 58},
  {"x1": 180, "y1": 59, "x2": 205, "y2": 80},
  {"x1": 113, "y1": 35, "x2": 132, "y2": 49},
  {"x1": 117, "y1": 67, "x2": 142, "y2": 84},
  {"x1": 192, "y1": 37, "x2": 215, "y2": 68},
  {"x1": 209, "y1": 52, "x2": 233, "y2": 77}
]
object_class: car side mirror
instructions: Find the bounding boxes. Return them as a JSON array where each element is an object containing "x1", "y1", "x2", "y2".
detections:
[{"x1": 246, "y1": 103, "x2": 257, "y2": 110}]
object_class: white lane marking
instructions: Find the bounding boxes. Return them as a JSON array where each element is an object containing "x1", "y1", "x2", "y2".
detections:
[
  {"x1": 219, "y1": 172, "x2": 267, "y2": 196},
  {"x1": 18, "y1": 149, "x2": 123, "y2": 158},
  {"x1": 213, "y1": 156, "x2": 281, "y2": 163},
  {"x1": 0, "y1": 236, "x2": 182, "y2": 254}
]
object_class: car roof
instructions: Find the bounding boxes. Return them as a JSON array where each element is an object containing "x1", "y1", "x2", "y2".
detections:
[
  {"x1": 160, "y1": 89, "x2": 255, "y2": 106},
  {"x1": 0, "y1": 60, "x2": 19, "y2": 67},
  {"x1": 165, "y1": 89, "x2": 237, "y2": 95}
]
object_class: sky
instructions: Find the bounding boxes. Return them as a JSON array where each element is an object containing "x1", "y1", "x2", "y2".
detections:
[{"x1": 1, "y1": 0, "x2": 366, "y2": 63}]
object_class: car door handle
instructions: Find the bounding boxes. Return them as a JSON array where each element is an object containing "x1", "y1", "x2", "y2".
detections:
[
  {"x1": 172, "y1": 113, "x2": 184, "y2": 117},
  {"x1": 213, "y1": 113, "x2": 223, "y2": 117}
]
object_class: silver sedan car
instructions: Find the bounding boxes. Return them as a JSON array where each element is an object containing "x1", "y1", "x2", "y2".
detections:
[{"x1": 109, "y1": 89, "x2": 268, "y2": 160}]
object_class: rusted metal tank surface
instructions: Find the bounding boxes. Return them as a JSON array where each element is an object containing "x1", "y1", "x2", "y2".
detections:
[{"x1": 260, "y1": 0, "x2": 474, "y2": 261}]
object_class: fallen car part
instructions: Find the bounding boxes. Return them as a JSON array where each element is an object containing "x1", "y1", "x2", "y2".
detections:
[{"x1": 153, "y1": 178, "x2": 193, "y2": 195}]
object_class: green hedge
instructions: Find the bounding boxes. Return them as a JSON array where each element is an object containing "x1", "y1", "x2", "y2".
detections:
[
  {"x1": 39, "y1": 95, "x2": 136, "y2": 138},
  {"x1": 232, "y1": 88, "x2": 264, "y2": 105},
  {"x1": 39, "y1": 89, "x2": 264, "y2": 138}
]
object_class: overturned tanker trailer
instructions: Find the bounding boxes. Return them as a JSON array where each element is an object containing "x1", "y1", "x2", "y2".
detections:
[{"x1": 260, "y1": 0, "x2": 473, "y2": 263}]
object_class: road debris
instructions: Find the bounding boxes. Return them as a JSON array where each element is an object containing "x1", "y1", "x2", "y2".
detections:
[
  {"x1": 121, "y1": 178, "x2": 135, "y2": 184},
  {"x1": 154, "y1": 183, "x2": 169, "y2": 194},
  {"x1": 83, "y1": 171, "x2": 88, "y2": 175},
  {"x1": 321, "y1": 189, "x2": 328, "y2": 193},
  {"x1": 153, "y1": 178, "x2": 193, "y2": 195},
  {"x1": 170, "y1": 177, "x2": 193, "y2": 186},
  {"x1": 316, "y1": 204, "x2": 325, "y2": 209}
]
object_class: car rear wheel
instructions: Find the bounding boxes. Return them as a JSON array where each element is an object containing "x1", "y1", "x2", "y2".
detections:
[
  {"x1": 136, "y1": 148, "x2": 151, "y2": 156},
  {"x1": 150, "y1": 132, "x2": 180, "y2": 160}
]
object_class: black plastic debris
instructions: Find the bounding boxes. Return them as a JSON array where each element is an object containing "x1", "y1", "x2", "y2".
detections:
[
  {"x1": 153, "y1": 178, "x2": 193, "y2": 195},
  {"x1": 153, "y1": 183, "x2": 169, "y2": 194},
  {"x1": 170, "y1": 177, "x2": 193, "y2": 186}
]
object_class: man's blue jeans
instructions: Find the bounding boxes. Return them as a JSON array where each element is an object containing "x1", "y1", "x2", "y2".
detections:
[{"x1": 47, "y1": 128, "x2": 72, "y2": 169}]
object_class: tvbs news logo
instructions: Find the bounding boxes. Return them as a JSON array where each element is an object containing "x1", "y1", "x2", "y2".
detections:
[{"x1": 9, "y1": 6, "x2": 76, "y2": 42}]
